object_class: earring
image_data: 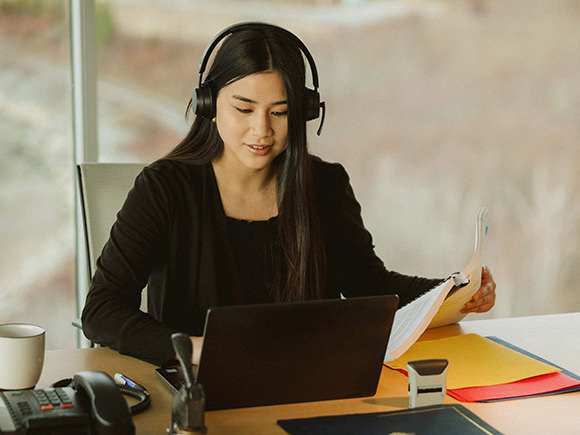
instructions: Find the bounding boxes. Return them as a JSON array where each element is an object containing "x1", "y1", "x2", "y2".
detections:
[{"x1": 212, "y1": 117, "x2": 216, "y2": 123}]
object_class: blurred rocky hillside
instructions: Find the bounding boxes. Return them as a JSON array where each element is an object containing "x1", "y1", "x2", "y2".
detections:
[{"x1": 1, "y1": 0, "x2": 579, "y2": 349}]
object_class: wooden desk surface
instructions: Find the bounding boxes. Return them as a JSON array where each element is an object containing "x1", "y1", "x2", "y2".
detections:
[{"x1": 38, "y1": 313, "x2": 580, "y2": 434}]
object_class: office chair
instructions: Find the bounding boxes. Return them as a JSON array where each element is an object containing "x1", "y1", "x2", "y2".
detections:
[{"x1": 74, "y1": 163, "x2": 147, "y2": 332}]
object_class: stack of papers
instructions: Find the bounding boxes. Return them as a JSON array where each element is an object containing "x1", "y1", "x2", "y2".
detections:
[{"x1": 385, "y1": 334, "x2": 580, "y2": 402}]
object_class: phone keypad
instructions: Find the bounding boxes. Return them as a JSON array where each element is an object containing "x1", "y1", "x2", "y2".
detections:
[
  {"x1": 1, "y1": 387, "x2": 89, "y2": 432},
  {"x1": 17, "y1": 400, "x2": 33, "y2": 416},
  {"x1": 32, "y1": 388, "x2": 74, "y2": 411}
]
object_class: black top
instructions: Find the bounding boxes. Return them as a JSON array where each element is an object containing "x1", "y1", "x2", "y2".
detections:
[
  {"x1": 81, "y1": 157, "x2": 441, "y2": 366},
  {"x1": 226, "y1": 217, "x2": 278, "y2": 304}
]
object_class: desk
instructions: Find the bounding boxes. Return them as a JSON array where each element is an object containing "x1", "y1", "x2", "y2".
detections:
[{"x1": 38, "y1": 313, "x2": 580, "y2": 434}]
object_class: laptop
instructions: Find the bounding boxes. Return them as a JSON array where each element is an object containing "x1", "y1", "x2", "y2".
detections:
[{"x1": 156, "y1": 295, "x2": 399, "y2": 410}]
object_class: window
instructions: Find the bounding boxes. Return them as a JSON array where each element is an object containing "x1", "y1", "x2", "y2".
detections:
[
  {"x1": 0, "y1": 0, "x2": 75, "y2": 349},
  {"x1": 2, "y1": 1, "x2": 579, "y2": 351}
]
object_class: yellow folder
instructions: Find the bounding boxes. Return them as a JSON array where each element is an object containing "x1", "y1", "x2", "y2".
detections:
[{"x1": 385, "y1": 334, "x2": 560, "y2": 389}]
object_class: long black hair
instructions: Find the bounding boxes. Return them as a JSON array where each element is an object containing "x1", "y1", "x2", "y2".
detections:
[{"x1": 164, "y1": 25, "x2": 326, "y2": 302}]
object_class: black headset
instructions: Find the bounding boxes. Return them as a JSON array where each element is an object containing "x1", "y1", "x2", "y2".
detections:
[{"x1": 192, "y1": 22, "x2": 326, "y2": 135}]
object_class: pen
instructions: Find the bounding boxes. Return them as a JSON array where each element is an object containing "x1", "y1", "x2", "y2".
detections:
[{"x1": 114, "y1": 373, "x2": 147, "y2": 393}]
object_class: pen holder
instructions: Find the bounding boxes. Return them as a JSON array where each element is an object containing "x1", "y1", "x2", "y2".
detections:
[
  {"x1": 407, "y1": 359, "x2": 449, "y2": 408},
  {"x1": 167, "y1": 333, "x2": 207, "y2": 434}
]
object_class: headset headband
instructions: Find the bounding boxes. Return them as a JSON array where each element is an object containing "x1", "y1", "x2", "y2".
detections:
[
  {"x1": 196, "y1": 22, "x2": 320, "y2": 89},
  {"x1": 193, "y1": 22, "x2": 325, "y2": 135}
]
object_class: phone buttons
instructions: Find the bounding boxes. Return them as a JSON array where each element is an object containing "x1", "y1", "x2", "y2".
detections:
[{"x1": 17, "y1": 401, "x2": 34, "y2": 415}]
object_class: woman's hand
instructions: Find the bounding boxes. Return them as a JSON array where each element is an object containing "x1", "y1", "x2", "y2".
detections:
[{"x1": 461, "y1": 266, "x2": 496, "y2": 313}]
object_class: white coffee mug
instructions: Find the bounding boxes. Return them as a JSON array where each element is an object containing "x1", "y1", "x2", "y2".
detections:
[{"x1": 0, "y1": 323, "x2": 45, "y2": 390}]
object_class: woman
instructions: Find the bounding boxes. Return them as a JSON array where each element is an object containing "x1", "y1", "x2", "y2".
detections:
[{"x1": 82, "y1": 23, "x2": 496, "y2": 366}]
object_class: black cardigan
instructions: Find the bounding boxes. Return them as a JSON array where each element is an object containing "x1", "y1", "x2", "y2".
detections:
[{"x1": 81, "y1": 157, "x2": 440, "y2": 365}]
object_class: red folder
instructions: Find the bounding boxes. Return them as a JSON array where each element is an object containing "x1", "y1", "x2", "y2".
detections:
[
  {"x1": 392, "y1": 336, "x2": 580, "y2": 402},
  {"x1": 448, "y1": 371, "x2": 580, "y2": 402}
]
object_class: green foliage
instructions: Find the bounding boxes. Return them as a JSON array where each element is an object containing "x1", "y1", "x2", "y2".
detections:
[
  {"x1": 0, "y1": 0, "x2": 63, "y2": 15},
  {"x1": 95, "y1": 2, "x2": 114, "y2": 46}
]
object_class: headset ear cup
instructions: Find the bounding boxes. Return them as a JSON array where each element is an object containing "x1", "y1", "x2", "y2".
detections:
[
  {"x1": 193, "y1": 83, "x2": 215, "y2": 118},
  {"x1": 304, "y1": 88, "x2": 320, "y2": 121}
]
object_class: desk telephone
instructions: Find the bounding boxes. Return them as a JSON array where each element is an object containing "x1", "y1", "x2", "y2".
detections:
[{"x1": 0, "y1": 371, "x2": 137, "y2": 434}]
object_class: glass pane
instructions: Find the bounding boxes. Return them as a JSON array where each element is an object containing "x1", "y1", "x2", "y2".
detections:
[
  {"x1": 0, "y1": 0, "x2": 75, "y2": 349},
  {"x1": 94, "y1": 1, "x2": 189, "y2": 162},
  {"x1": 2, "y1": 0, "x2": 563, "y2": 352},
  {"x1": 94, "y1": 1, "x2": 580, "y2": 319}
]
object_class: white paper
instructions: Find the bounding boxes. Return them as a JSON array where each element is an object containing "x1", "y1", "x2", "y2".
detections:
[
  {"x1": 428, "y1": 207, "x2": 488, "y2": 328},
  {"x1": 385, "y1": 279, "x2": 452, "y2": 361},
  {"x1": 384, "y1": 207, "x2": 488, "y2": 362}
]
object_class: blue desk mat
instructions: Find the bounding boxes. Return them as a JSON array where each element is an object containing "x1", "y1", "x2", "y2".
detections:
[
  {"x1": 277, "y1": 404, "x2": 502, "y2": 435},
  {"x1": 481, "y1": 336, "x2": 580, "y2": 402}
]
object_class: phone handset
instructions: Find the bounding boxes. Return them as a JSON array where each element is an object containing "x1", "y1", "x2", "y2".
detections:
[{"x1": 73, "y1": 371, "x2": 135, "y2": 434}]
